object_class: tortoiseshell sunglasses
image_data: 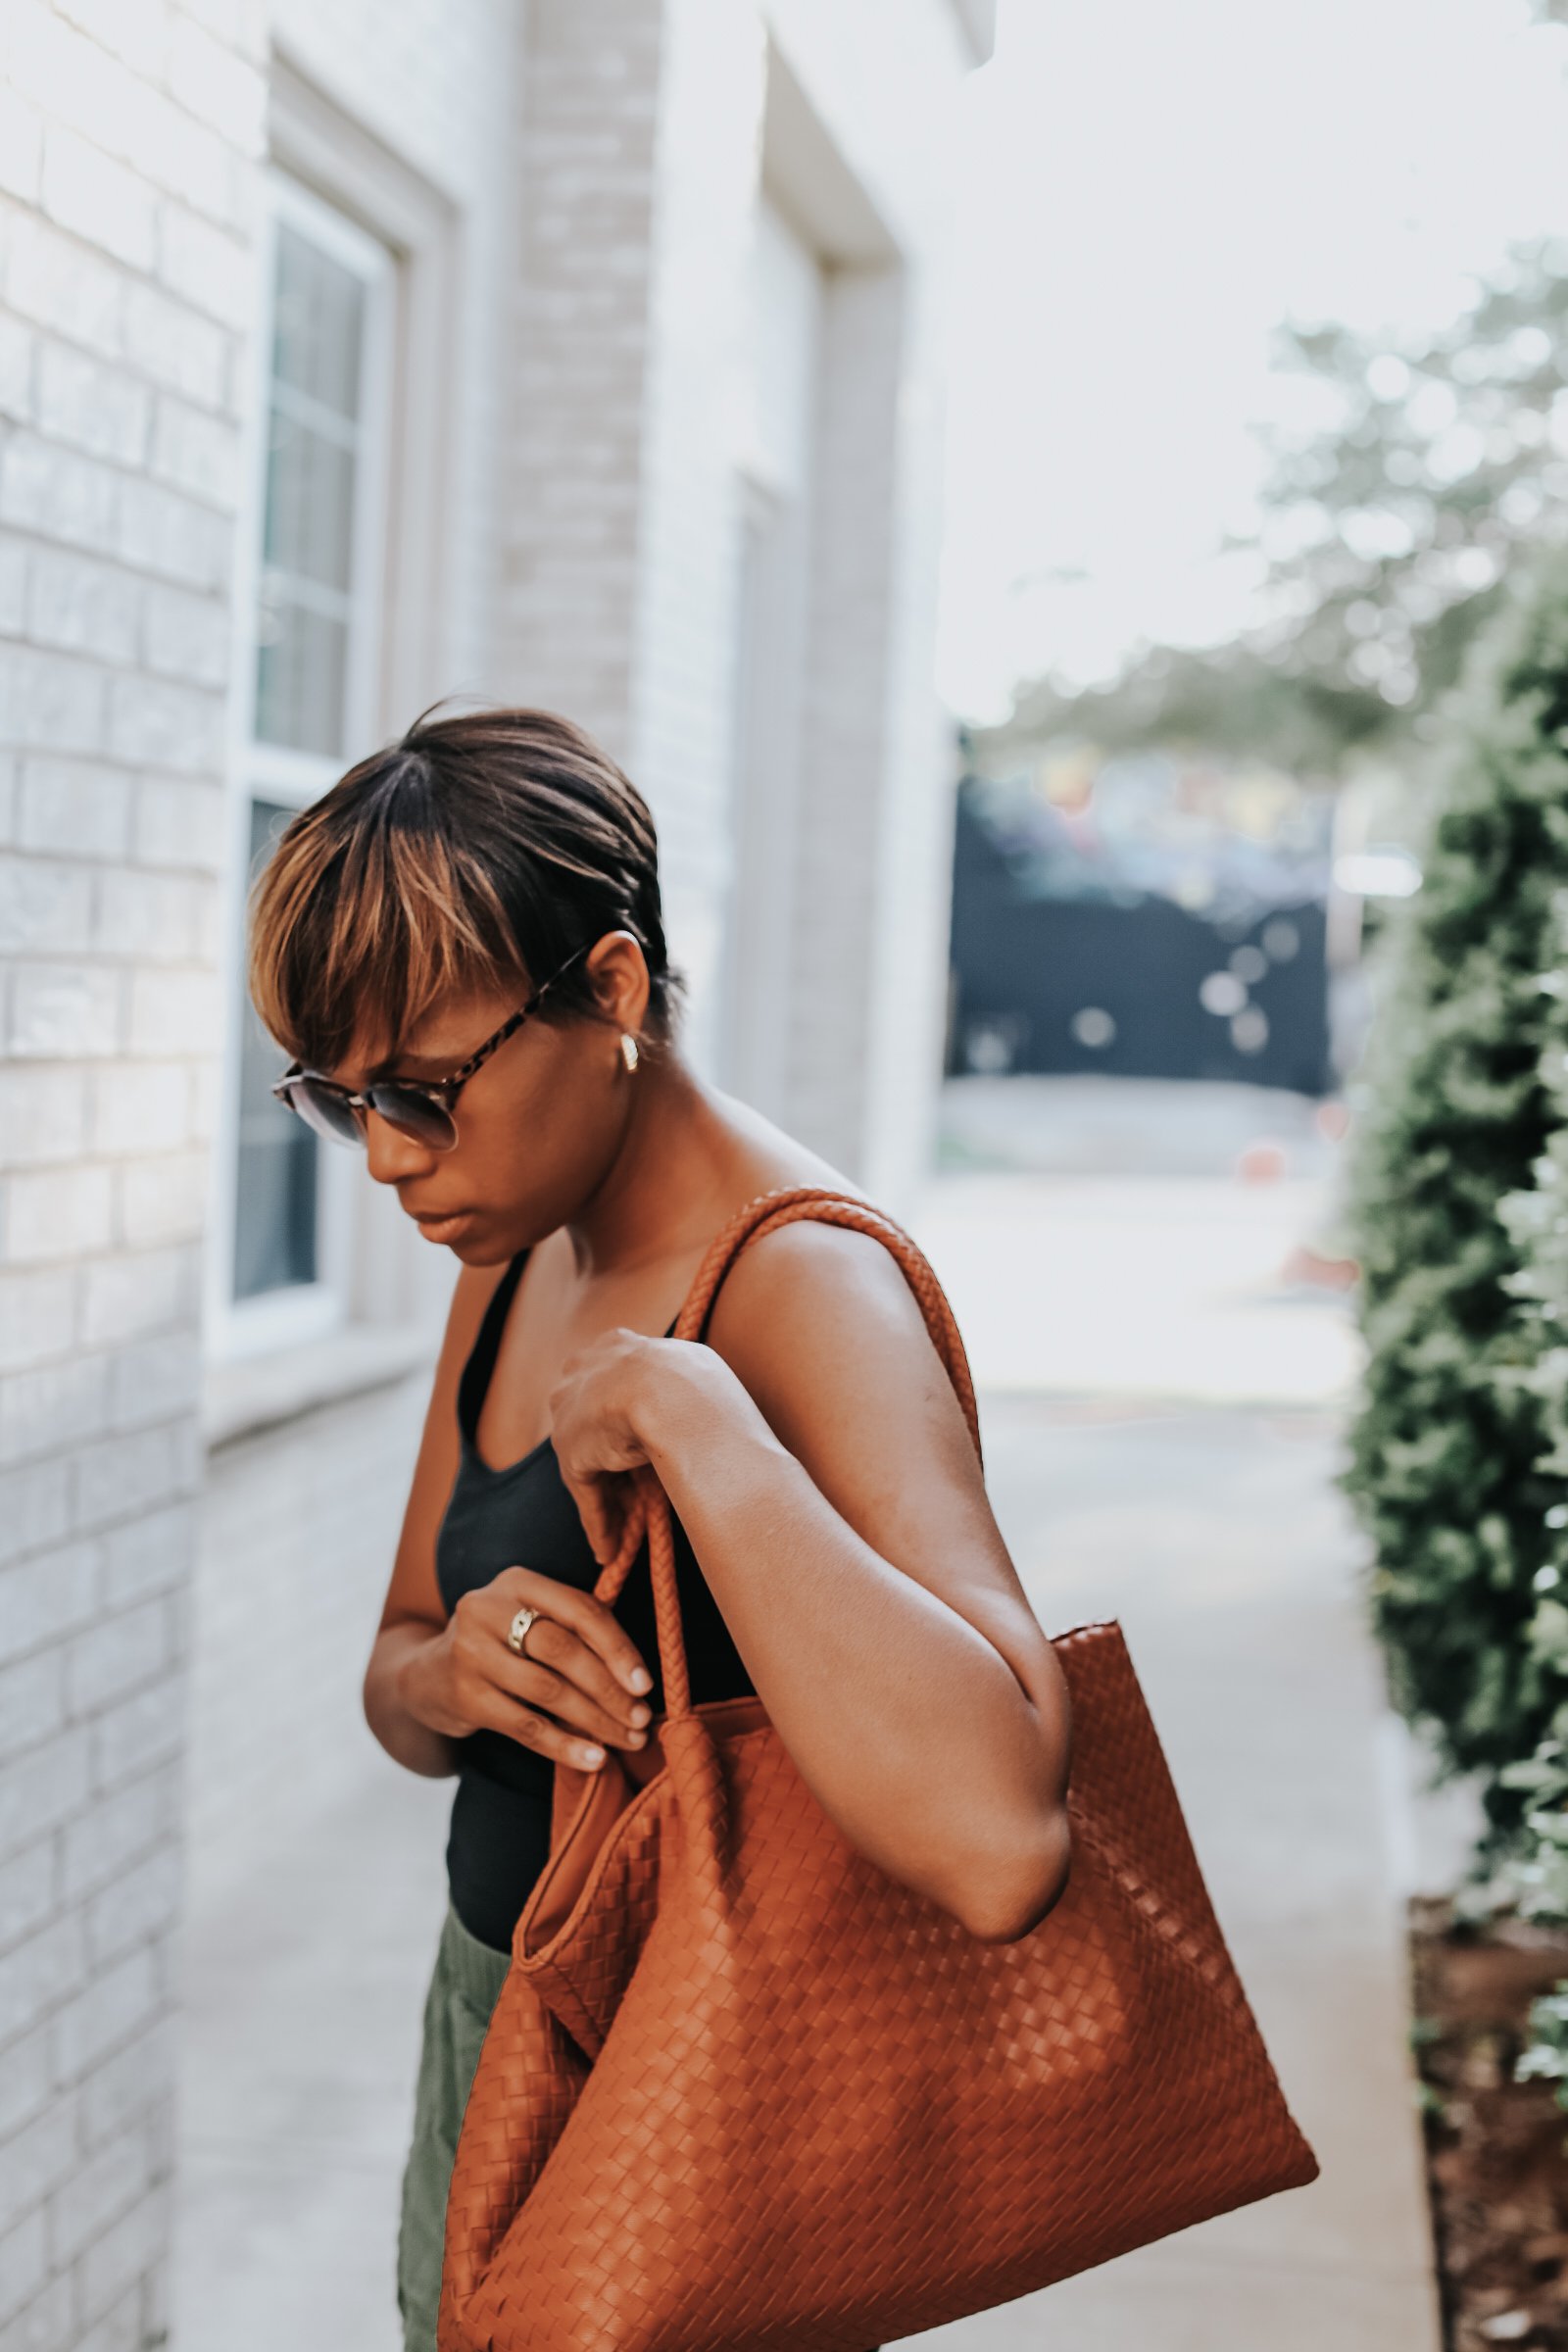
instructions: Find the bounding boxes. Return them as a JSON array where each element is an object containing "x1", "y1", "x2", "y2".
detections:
[{"x1": 270, "y1": 937, "x2": 595, "y2": 1152}]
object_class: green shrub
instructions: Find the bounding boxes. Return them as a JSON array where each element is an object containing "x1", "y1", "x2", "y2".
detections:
[{"x1": 1342, "y1": 542, "x2": 1568, "y2": 1841}]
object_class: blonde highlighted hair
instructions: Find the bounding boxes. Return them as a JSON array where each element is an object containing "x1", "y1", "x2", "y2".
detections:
[{"x1": 246, "y1": 702, "x2": 686, "y2": 1076}]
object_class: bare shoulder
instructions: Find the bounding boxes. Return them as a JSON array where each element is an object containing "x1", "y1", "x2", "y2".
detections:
[{"x1": 702, "y1": 1193, "x2": 970, "y2": 1481}]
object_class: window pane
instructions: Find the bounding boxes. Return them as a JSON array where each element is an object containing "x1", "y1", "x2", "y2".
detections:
[
  {"x1": 254, "y1": 584, "x2": 349, "y2": 759},
  {"x1": 233, "y1": 798, "x2": 318, "y2": 1300},
  {"x1": 271, "y1": 219, "x2": 365, "y2": 417},
  {"x1": 262, "y1": 408, "x2": 357, "y2": 590},
  {"x1": 253, "y1": 215, "x2": 369, "y2": 757}
]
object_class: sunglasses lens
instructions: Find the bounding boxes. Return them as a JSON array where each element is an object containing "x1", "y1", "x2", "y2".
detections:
[
  {"x1": 368, "y1": 1086, "x2": 459, "y2": 1151},
  {"x1": 283, "y1": 1078, "x2": 366, "y2": 1148}
]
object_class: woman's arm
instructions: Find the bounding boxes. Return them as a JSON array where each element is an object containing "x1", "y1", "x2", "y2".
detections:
[
  {"x1": 363, "y1": 1257, "x2": 508, "y2": 1780},
  {"x1": 564, "y1": 1220, "x2": 1074, "y2": 1943}
]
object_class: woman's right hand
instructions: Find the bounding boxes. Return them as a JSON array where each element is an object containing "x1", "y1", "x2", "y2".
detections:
[{"x1": 398, "y1": 1566, "x2": 655, "y2": 1772}]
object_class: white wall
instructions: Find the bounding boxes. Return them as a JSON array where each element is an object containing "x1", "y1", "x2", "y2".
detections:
[{"x1": 0, "y1": 8, "x2": 268, "y2": 2343}]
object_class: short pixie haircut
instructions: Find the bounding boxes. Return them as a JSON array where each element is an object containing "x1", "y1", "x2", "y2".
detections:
[{"x1": 246, "y1": 702, "x2": 687, "y2": 1078}]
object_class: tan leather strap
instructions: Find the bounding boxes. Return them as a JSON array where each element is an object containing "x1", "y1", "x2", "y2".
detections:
[{"x1": 592, "y1": 1184, "x2": 981, "y2": 1720}]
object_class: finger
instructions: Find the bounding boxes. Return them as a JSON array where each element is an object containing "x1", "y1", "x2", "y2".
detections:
[
  {"x1": 475, "y1": 1691, "x2": 617, "y2": 1773},
  {"x1": 498, "y1": 1566, "x2": 653, "y2": 1698},
  {"x1": 491, "y1": 1631, "x2": 650, "y2": 1747}
]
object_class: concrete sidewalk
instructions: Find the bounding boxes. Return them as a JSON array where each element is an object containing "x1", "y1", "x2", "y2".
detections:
[{"x1": 170, "y1": 1103, "x2": 1440, "y2": 2349}]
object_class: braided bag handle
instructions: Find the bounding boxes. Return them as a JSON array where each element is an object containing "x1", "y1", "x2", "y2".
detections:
[{"x1": 587, "y1": 1184, "x2": 982, "y2": 1721}]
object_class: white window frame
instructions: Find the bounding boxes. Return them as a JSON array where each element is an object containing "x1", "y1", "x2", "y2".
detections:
[{"x1": 207, "y1": 166, "x2": 397, "y2": 1364}]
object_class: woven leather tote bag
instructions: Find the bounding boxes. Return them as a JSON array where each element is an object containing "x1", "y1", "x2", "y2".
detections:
[{"x1": 437, "y1": 1185, "x2": 1319, "y2": 2352}]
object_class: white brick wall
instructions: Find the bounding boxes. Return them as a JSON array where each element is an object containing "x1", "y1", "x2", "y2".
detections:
[
  {"x1": 1, "y1": 3, "x2": 980, "y2": 2341},
  {"x1": 0, "y1": 4, "x2": 264, "y2": 2344}
]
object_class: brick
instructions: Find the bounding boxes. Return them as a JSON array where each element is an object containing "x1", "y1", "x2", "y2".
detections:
[
  {"x1": 166, "y1": 17, "x2": 267, "y2": 155},
  {"x1": 58, "y1": 1765, "x2": 175, "y2": 1905},
  {"x1": 48, "y1": 1941, "x2": 157, "y2": 2082},
  {"x1": 104, "y1": 671, "x2": 221, "y2": 775},
  {"x1": 0, "y1": 1461, "x2": 70, "y2": 1573},
  {"x1": 148, "y1": 392, "x2": 240, "y2": 508},
  {"x1": 0, "y1": 1654, "x2": 64, "y2": 1768},
  {"x1": 124, "y1": 967, "x2": 222, "y2": 1054},
  {"x1": 0, "y1": 1253, "x2": 75, "y2": 1399},
  {"x1": 0, "y1": 1068, "x2": 86, "y2": 1170},
  {"x1": 142, "y1": 578, "x2": 229, "y2": 687},
  {"x1": 87, "y1": 1673, "x2": 186, "y2": 1786},
  {"x1": 34, "y1": 346, "x2": 150, "y2": 467},
  {"x1": 181, "y1": 0, "x2": 270, "y2": 64},
  {"x1": 77, "y1": 2015, "x2": 173, "y2": 2147},
  {"x1": 114, "y1": 473, "x2": 230, "y2": 590},
  {"x1": 0, "y1": 84, "x2": 44, "y2": 209},
  {"x1": 0, "y1": 2207, "x2": 48, "y2": 2334},
  {"x1": 156, "y1": 202, "x2": 251, "y2": 331},
  {"x1": 0, "y1": 546, "x2": 24, "y2": 637},
  {"x1": 63, "y1": 1596, "x2": 167, "y2": 1717},
  {"x1": 7, "y1": 966, "x2": 121, "y2": 1060},
  {"x1": 0, "y1": 2270, "x2": 73, "y2": 2352},
  {"x1": 119, "y1": 77, "x2": 239, "y2": 233},
  {"x1": 0, "y1": 1914, "x2": 85, "y2": 2050},
  {"x1": 72, "y1": 1425, "x2": 192, "y2": 1537},
  {"x1": 0, "y1": 317, "x2": 34, "y2": 426},
  {"x1": 131, "y1": 772, "x2": 225, "y2": 873},
  {"x1": 100, "y1": 1505, "x2": 190, "y2": 1612},
  {"x1": 79, "y1": 2182, "x2": 168, "y2": 2336},
  {"x1": 117, "y1": 1153, "x2": 207, "y2": 1250},
  {"x1": 51, "y1": 0, "x2": 170, "y2": 83},
  {"x1": 93, "y1": 870, "x2": 205, "y2": 964},
  {"x1": 79, "y1": 1248, "x2": 192, "y2": 1348},
  {"x1": 16, "y1": 760, "x2": 133, "y2": 861},
  {"x1": 0, "y1": 1841, "x2": 54, "y2": 1958},
  {"x1": 44, "y1": 2115, "x2": 151, "y2": 2267},
  {"x1": 0, "y1": 1357, "x2": 110, "y2": 1468},
  {"x1": 0, "y1": 645, "x2": 106, "y2": 756},
  {"x1": 0, "y1": 2024, "x2": 49, "y2": 2142},
  {"x1": 98, "y1": 1336, "x2": 197, "y2": 1439},
  {"x1": 39, "y1": 126, "x2": 158, "y2": 272},
  {"x1": 0, "y1": 435, "x2": 117, "y2": 556},
  {"x1": 83, "y1": 1842, "x2": 181, "y2": 1969},
  {"x1": 0, "y1": 1545, "x2": 98, "y2": 1669},
  {"x1": 187, "y1": 1054, "x2": 220, "y2": 1148},
  {"x1": 3, "y1": 1164, "x2": 114, "y2": 1264},
  {"x1": 87, "y1": 1064, "x2": 188, "y2": 1160},
  {"x1": 0, "y1": 861, "x2": 93, "y2": 956},
  {"x1": 122, "y1": 279, "x2": 226, "y2": 411},
  {"x1": 25, "y1": 550, "x2": 140, "y2": 667},
  {"x1": 1, "y1": 209, "x2": 123, "y2": 362},
  {"x1": 0, "y1": 1727, "x2": 90, "y2": 1862}
]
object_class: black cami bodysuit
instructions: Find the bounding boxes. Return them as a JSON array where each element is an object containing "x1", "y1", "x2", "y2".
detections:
[{"x1": 434, "y1": 1244, "x2": 758, "y2": 1953}]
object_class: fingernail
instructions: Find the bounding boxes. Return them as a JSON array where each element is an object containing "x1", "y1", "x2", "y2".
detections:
[
  {"x1": 579, "y1": 1745, "x2": 605, "y2": 1767},
  {"x1": 628, "y1": 1667, "x2": 652, "y2": 1692},
  {"x1": 629, "y1": 1703, "x2": 650, "y2": 1726}
]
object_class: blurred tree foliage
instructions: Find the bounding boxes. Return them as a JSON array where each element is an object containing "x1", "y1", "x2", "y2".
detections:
[
  {"x1": 985, "y1": 238, "x2": 1568, "y2": 783},
  {"x1": 1342, "y1": 542, "x2": 1568, "y2": 1838}
]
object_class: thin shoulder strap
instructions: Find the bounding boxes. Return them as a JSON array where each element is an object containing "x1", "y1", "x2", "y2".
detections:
[{"x1": 458, "y1": 1247, "x2": 530, "y2": 1431}]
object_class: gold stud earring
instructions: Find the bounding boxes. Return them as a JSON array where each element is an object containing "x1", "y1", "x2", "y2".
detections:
[{"x1": 619, "y1": 1032, "x2": 639, "y2": 1072}]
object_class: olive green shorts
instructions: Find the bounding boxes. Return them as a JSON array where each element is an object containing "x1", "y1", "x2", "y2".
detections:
[{"x1": 397, "y1": 1895, "x2": 513, "y2": 2352}]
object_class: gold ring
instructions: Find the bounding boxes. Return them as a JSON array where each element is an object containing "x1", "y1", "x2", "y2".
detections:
[{"x1": 506, "y1": 1605, "x2": 541, "y2": 1657}]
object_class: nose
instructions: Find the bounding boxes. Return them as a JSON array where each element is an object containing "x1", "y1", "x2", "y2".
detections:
[{"x1": 363, "y1": 1105, "x2": 441, "y2": 1187}]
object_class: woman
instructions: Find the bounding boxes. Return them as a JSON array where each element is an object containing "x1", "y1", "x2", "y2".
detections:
[{"x1": 246, "y1": 702, "x2": 1074, "y2": 2351}]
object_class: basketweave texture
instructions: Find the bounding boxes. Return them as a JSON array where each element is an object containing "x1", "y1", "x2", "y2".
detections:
[{"x1": 437, "y1": 1187, "x2": 1319, "y2": 2352}]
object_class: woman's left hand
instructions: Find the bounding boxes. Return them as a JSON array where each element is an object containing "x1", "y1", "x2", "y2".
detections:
[{"x1": 546, "y1": 1328, "x2": 671, "y2": 1568}]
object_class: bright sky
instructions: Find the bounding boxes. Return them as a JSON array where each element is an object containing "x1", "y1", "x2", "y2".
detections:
[{"x1": 935, "y1": 0, "x2": 1568, "y2": 725}]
